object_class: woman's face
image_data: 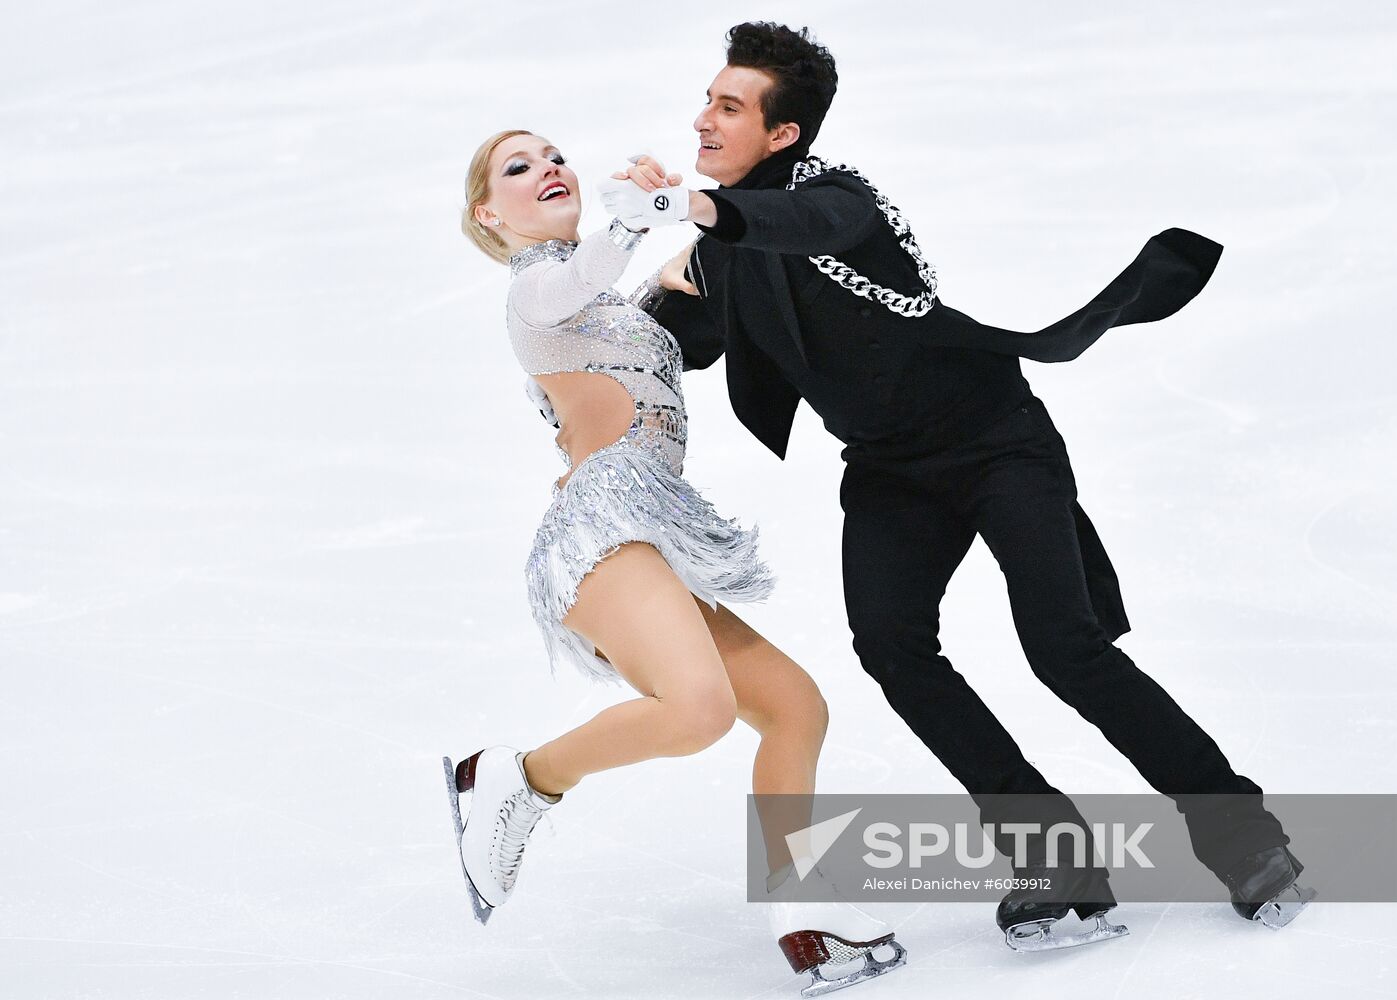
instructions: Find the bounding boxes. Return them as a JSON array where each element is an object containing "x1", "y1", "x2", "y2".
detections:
[{"x1": 474, "y1": 134, "x2": 581, "y2": 249}]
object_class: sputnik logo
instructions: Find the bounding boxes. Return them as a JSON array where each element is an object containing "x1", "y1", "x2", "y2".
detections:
[{"x1": 785, "y1": 808, "x2": 863, "y2": 880}]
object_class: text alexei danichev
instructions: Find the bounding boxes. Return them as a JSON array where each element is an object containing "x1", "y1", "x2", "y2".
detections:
[{"x1": 863, "y1": 877, "x2": 1057, "y2": 891}]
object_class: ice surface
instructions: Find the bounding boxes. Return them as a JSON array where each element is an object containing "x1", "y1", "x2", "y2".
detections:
[{"x1": 2, "y1": 1, "x2": 1394, "y2": 997}]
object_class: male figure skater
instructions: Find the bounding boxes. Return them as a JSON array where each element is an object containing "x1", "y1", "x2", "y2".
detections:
[{"x1": 597, "y1": 20, "x2": 1314, "y2": 949}]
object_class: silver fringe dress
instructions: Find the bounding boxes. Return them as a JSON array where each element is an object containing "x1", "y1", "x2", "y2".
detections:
[{"x1": 506, "y1": 220, "x2": 775, "y2": 683}]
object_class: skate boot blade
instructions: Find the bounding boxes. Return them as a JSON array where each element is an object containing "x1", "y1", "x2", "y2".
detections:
[
  {"x1": 442, "y1": 755, "x2": 493, "y2": 926},
  {"x1": 1004, "y1": 911, "x2": 1129, "y2": 952},
  {"x1": 1255, "y1": 882, "x2": 1317, "y2": 929},
  {"x1": 781, "y1": 931, "x2": 908, "y2": 997}
]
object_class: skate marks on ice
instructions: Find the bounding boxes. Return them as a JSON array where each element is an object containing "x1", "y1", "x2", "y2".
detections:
[{"x1": 0, "y1": 935, "x2": 507, "y2": 1000}]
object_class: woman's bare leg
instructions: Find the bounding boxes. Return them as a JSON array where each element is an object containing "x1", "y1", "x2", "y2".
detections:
[
  {"x1": 698, "y1": 599, "x2": 830, "y2": 880},
  {"x1": 520, "y1": 542, "x2": 737, "y2": 796}
]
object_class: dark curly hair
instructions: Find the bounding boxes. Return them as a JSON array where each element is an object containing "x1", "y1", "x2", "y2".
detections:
[{"x1": 725, "y1": 22, "x2": 838, "y2": 149}]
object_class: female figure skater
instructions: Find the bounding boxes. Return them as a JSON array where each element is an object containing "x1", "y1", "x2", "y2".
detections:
[{"x1": 446, "y1": 128, "x2": 905, "y2": 995}]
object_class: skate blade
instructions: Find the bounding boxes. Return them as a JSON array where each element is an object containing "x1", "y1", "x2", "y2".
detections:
[
  {"x1": 801, "y1": 939, "x2": 907, "y2": 998},
  {"x1": 443, "y1": 756, "x2": 494, "y2": 926},
  {"x1": 1255, "y1": 882, "x2": 1317, "y2": 930},
  {"x1": 1004, "y1": 912, "x2": 1129, "y2": 953}
]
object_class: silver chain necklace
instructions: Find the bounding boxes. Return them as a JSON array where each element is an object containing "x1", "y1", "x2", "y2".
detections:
[{"x1": 786, "y1": 156, "x2": 939, "y2": 318}]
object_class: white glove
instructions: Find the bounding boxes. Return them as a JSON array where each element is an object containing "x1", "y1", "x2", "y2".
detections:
[
  {"x1": 596, "y1": 176, "x2": 690, "y2": 232},
  {"x1": 524, "y1": 376, "x2": 558, "y2": 428}
]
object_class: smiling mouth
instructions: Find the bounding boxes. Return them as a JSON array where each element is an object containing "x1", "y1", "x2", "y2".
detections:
[
  {"x1": 538, "y1": 183, "x2": 571, "y2": 202},
  {"x1": 699, "y1": 141, "x2": 722, "y2": 153}
]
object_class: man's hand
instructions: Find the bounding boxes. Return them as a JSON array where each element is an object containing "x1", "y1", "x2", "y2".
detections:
[
  {"x1": 606, "y1": 152, "x2": 718, "y2": 229},
  {"x1": 610, "y1": 152, "x2": 682, "y2": 191},
  {"x1": 660, "y1": 242, "x2": 700, "y2": 296}
]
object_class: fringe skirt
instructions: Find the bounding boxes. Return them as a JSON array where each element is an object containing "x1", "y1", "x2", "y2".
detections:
[{"x1": 524, "y1": 440, "x2": 775, "y2": 683}]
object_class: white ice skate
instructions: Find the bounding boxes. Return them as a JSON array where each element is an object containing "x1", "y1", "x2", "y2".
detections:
[
  {"x1": 442, "y1": 746, "x2": 560, "y2": 925},
  {"x1": 766, "y1": 863, "x2": 908, "y2": 997}
]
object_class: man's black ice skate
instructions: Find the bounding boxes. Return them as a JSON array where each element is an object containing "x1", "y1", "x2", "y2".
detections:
[
  {"x1": 1223, "y1": 845, "x2": 1316, "y2": 929},
  {"x1": 997, "y1": 865, "x2": 1129, "y2": 952}
]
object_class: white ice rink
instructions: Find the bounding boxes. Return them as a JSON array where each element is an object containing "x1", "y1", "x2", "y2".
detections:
[{"x1": 3, "y1": 1, "x2": 1394, "y2": 997}]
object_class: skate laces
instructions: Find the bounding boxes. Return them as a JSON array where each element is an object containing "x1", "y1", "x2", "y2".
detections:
[{"x1": 495, "y1": 788, "x2": 549, "y2": 890}]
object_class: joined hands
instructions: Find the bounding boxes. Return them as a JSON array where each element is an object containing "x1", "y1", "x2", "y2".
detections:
[{"x1": 596, "y1": 153, "x2": 715, "y2": 233}]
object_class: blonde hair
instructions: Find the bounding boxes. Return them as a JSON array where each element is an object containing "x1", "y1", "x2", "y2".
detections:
[{"x1": 462, "y1": 128, "x2": 535, "y2": 265}]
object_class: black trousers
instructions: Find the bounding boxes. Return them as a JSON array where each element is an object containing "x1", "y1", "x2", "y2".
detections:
[{"x1": 839, "y1": 393, "x2": 1287, "y2": 879}]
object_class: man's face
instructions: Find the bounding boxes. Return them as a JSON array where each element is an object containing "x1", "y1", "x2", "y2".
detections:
[{"x1": 692, "y1": 65, "x2": 794, "y2": 185}]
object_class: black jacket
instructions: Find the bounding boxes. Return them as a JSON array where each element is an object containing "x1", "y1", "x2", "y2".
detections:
[
  {"x1": 651, "y1": 146, "x2": 1224, "y2": 643},
  {"x1": 653, "y1": 144, "x2": 1224, "y2": 459}
]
